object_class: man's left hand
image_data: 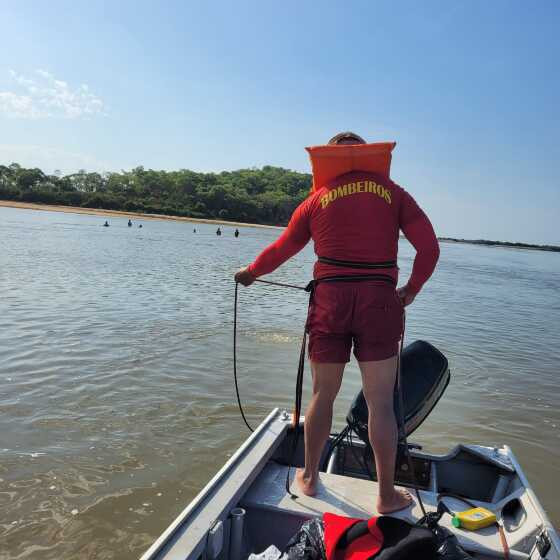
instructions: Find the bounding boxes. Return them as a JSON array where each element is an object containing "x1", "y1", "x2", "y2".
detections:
[{"x1": 397, "y1": 285, "x2": 416, "y2": 307}]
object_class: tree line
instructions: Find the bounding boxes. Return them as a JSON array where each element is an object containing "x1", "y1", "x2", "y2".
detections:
[{"x1": 0, "y1": 163, "x2": 312, "y2": 225}]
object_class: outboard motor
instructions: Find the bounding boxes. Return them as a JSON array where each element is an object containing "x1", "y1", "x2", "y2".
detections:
[
  {"x1": 347, "y1": 340, "x2": 449, "y2": 441},
  {"x1": 341, "y1": 341, "x2": 449, "y2": 485}
]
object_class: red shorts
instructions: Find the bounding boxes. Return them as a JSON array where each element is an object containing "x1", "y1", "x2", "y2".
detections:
[{"x1": 306, "y1": 281, "x2": 403, "y2": 363}]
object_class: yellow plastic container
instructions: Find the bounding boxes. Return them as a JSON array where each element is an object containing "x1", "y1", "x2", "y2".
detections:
[{"x1": 451, "y1": 507, "x2": 496, "y2": 531}]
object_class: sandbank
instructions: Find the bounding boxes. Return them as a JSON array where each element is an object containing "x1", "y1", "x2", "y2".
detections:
[{"x1": 0, "y1": 200, "x2": 283, "y2": 230}]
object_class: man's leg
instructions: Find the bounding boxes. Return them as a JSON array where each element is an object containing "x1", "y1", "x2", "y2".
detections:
[
  {"x1": 358, "y1": 356, "x2": 412, "y2": 513},
  {"x1": 296, "y1": 361, "x2": 345, "y2": 496}
]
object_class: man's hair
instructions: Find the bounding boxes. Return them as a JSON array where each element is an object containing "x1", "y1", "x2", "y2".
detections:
[{"x1": 327, "y1": 131, "x2": 366, "y2": 145}]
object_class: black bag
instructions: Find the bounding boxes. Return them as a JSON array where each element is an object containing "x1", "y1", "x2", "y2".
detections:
[
  {"x1": 374, "y1": 517, "x2": 437, "y2": 560},
  {"x1": 431, "y1": 525, "x2": 473, "y2": 560},
  {"x1": 282, "y1": 518, "x2": 326, "y2": 560}
]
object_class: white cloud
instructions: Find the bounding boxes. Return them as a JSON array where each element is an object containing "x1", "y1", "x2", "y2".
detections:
[
  {"x1": 0, "y1": 92, "x2": 41, "y2": 119},
  {"x1": 36, "y1": 69, "x2": 52, "y2": 80},
  {"x1": 0, "y1": 70, "x2": 106, "y2": 119}
]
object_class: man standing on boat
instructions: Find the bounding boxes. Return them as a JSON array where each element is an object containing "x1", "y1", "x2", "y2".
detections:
[{"x1": 234, "y1": 132, "x2": 439, "y2": 513}]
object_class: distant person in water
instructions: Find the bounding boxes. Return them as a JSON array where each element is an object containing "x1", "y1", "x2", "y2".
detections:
[
  {"x1": 128, "y1": 219, "x2": 132, "y2": 227},
  {"x1": 216, "y1": 227, "x2": 222, "y2": 236},
  {"x1": 138, "y1": 224, "x2": 143, "y2": 228},
  {"x1": 103, "y1": 221, "x2": 109, "y2": 227},
  {"x1": 234, "y1": 229, "x2": 240, "y2": 238},
  {"x1": 193, "y1": 228, "x2": 197, "y2": 233}
]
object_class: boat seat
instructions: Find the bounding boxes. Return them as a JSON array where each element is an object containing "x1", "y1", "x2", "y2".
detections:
[
  {"x1": 243, "y1": 462, "x2": 427, "y2": 520},
  {"x1": 242, "y1": 462, "x2": 524, "y2": 560}
]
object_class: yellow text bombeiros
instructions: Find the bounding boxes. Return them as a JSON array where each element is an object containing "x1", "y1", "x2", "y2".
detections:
[{"x1": 319, "y1": 180, "x2": 391, "y2": 209}]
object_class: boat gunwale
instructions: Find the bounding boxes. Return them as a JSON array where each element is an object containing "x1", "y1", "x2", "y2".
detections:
[
  {"x1": 139, "y1": 408, "x2": 287, "y2": 560},
  {"x1": 505, "y1": 445, "x2": 560, "y2": 552}
]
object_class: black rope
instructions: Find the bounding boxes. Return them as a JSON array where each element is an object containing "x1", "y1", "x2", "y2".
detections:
[
  {"x1": 234, "y1": 278, "x2": 311, "y2": 434},
  {"x1": 321, "y1": 425, "x2": 349, "y2": 471},
  {"x1": 253, "y1": 277, "x2": 312, "y2": 497},
  {"x1": 234, "y1": 277, "x2": 312, "y2": 499},
  {"x1": 233, "y1": 282, "x2": 255, "y2": 432},
  {"x1": 285, "y1": 327, "x2": 308, "y2": 499},
  {"x1": 254, "y1": 278, "x2": 309, "y2": 291},
  {"x1": 234, "y1": 271, "x2": 404, "y2": 502}
]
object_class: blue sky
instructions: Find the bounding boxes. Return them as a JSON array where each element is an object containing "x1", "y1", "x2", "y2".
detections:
[{"x1": 1, "y1": 0, "x2": 559, "y2": 244}]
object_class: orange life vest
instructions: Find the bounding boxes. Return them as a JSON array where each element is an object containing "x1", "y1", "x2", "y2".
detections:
[{"x1": 305, "y1": 142, "x2": 396, "y2": 192}]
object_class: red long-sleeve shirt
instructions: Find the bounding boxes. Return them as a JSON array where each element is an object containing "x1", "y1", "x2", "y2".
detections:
[{"x1": 247, "y1": 171, "x2": 439, "y2": 294}]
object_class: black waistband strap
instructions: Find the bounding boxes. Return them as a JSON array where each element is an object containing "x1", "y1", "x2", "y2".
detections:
[
  {"x1": 318, "y1": 256, "x2": 397, "y2": 269},
  {"x1": 313, "y1": 273, "x2": 396, "y2": 288}
]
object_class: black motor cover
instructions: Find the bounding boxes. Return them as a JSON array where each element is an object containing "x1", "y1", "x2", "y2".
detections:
[{"x1": 347, "y1": 340, "x2": 450, "y2": 441}]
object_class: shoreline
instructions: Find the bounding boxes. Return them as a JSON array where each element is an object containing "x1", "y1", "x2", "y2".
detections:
[
  {"x1": 1, "y1": 200, "x2": 558, "y2": 252},
  {"x1": 438, "y1": 236, "x2": 560, "y2": 253},
  {"x1": 0, "y1": 200, "x2": 283, "y2": 230}
]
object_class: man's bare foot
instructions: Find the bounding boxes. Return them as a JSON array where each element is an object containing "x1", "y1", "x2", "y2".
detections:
[
  {"x1": 295, "y1": 468, "x2": 318, "y2": 496},
  {"x1": 377, "y1": 488, "x2": 413, "y2": 514}
]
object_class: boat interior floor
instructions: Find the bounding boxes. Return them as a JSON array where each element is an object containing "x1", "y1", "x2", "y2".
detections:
[{"x1": 242, "y1": 462, "x2": 530, "y2": 560}]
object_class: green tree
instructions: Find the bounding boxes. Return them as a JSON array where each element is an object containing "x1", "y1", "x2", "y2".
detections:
[{"x1": 0, "y1": 161, "x2": 312, "y2": 226}]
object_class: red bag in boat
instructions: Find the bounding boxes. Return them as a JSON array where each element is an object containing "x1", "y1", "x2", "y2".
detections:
[{"x1": 323, "y1": 512, "x2": 437, "y2": 560}]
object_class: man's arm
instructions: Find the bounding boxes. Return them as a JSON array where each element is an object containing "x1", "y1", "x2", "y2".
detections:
[
  {"x1": 235, "y1": 199, "x2": 312, "y2": 285},
  {"x1": 399, "y1": 190, "x2": 440, "y2": 299}
]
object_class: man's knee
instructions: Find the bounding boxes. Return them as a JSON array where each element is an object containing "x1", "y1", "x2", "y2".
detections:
[
  {"x1": 362, "y1": 394, "x2": 394, "y2": 416},
  {"x1": 312, "y1": 385, "x2": 339, "y2": 403}
]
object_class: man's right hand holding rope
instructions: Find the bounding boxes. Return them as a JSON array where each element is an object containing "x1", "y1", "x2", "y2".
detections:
[{"x1": 235, "y1": 267, "x2": 256, "y2": 287}]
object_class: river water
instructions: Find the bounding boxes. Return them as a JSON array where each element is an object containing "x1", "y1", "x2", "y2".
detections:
[{"x1": 0, "y1": 206, "x2": 559, "y2": 559}]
